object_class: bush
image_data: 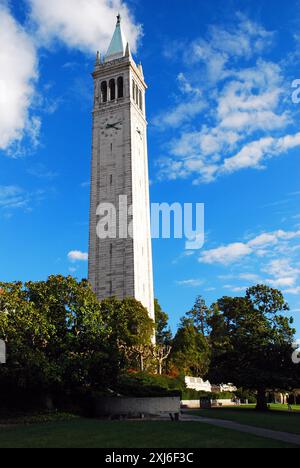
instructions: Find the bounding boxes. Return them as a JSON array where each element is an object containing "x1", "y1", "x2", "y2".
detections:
[
  {"x1": 235, "y1": 388, "x2": 257, "y2": 404},
  {"x1": 181, "y1": 389, "x2": 234, "y2": 400},
  {"x1": 113, "y1": 373, "x2": 184, "y2": 398}
]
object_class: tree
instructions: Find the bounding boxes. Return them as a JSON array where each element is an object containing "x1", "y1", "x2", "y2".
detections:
[
  {"x1": 208, "y1": 285, "x2": 296, "y2": 412},
  {"x1": 0, "y1": 277, "x2": 112, "y2": 396},
  {"x1": 100, "y1": 297, "x2": 155, "y2": 371},
  {"x1": 154, "y1": 345, "x2": 172, "y2": 376},
  {"x1": 154, "y1": 300, "x2": 172, "y2": 375},
  {"x1": 154, "y1": 299, "x2": 172, "y2": 346},
  {"x1": 187, "y1": 295, "x2": 211, "y2": 336},
  {"x1": 0, "y1": 282, "x2": 58, "y2": 394},
  {"x1": 171, "y1": 318, "x2": 210, "y2": 377}
]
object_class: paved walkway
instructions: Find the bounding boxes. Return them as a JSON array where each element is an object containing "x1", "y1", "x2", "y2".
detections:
[{"x1": 180, "y1": 412, "x2": 300, "y2": 446}]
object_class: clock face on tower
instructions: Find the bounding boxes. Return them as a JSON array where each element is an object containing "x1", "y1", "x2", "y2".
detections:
[
  {"x1": 106, "y1": 121, "x2": 122, "y2": 130},
  {"x1": 101, "y1": 118, "x2": 123, "y2": 132}
]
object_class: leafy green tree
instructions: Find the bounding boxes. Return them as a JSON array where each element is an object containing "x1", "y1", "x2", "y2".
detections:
[
  {"x1": 154, "y1": 299, "x2": 172, "y2": 346},
  {"x1": 187, "y1": 295, "x2": 211, "y2": 336},
  {"x1": 99, "y1": 297, "x2": 155, "y2": 371},
  {"x1": 0, "y1": 277, "x2": 113, "y2": 395},
  {"x1": 208, "y1": 285, "x2": 296, "y2": 411},
  {"x1": 171, "y1": 318, "x2": 210, "y2": 377},
  {"x1": 154, "y1": 300, "x2": 173, "y2": 374}
]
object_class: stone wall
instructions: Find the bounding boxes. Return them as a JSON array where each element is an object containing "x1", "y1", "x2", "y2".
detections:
[{"x1": 94, "y1": 396, "x2": 181, "y2": 417}]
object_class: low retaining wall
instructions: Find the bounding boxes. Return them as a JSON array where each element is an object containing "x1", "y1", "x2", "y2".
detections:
[
  {"x1": 94, "y1": 397, "x2": 181, "y2": 419},
  {"x1": 181, "y1": 400, "x2": 201, "y2": 409},
  {"x1": 182, "y1": 399, "x2": 238, "y2": 409}
]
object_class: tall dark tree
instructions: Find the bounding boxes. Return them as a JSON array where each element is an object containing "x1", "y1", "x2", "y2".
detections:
[
  {"x1": 187, "y1": 295, "x2": 211, "y2": 336},
  {"x1": 154, "y1": 299, "x2": 172, "y2": 346},
  {"x1": 171, "y1": 318, "x2": 210, "y2": 377},
  {"x1": 208, "y1": 285, "x2": 296, "y2": 411},
  {"x1": 100, "y1": 297, "x2": 155, "y2": 372}
]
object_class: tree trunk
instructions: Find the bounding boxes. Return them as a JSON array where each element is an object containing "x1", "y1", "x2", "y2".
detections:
[
  {"x1": 140, "y1": 355, "x2": 144, "y2": 372},
  {"x1": 256, "y1": 387, "x2": 268, "y2": 411}
]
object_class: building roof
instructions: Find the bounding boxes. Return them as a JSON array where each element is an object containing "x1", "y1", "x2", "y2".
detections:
[{"x1": 105, "y1": 14, "x2": 128, "y2": 63}]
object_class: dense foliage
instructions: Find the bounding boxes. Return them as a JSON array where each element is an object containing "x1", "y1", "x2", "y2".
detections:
[
  {"x1": 0, "y1": 277, "x2": 298, "y2": 413},
  {"x1": 0, "y1": 276, "x2": 155, "y2": 410},
  {"x1": 208, "y1": 285, "x2": 297, "y2": 410}
]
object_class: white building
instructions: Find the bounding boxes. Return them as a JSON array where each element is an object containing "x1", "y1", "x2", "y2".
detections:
[
  {"x1": 185, "y1": 377, "x2": 237, "y2": 393},
  {"x1": 185, "y1": 377, "x2": 212, "y2": 393},
  {"x1": 88, "y1": 15, "x2": 154, "y2": 321}
]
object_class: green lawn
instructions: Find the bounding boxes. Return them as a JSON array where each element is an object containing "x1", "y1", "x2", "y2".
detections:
[
  {"x1": 0, "y1": 419, "x2": 297, "y2": 448},
  {"x1": 191, "y1": 406, "x2": 300, "y2": 434}
]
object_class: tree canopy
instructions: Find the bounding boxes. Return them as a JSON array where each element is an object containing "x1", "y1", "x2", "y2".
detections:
[
  {"x1": 208, "y1": 285, "x2": 296, "y2": 411},
  {"x1": 0, "y1": 276, "x2": 154, "y2": 400}
]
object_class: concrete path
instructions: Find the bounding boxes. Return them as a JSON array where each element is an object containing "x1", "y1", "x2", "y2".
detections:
[{"x1": 180, "y1": 412, "x2": 300, "y2": 446}]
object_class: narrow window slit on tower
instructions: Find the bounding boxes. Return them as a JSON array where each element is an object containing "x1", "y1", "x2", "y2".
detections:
[
  {"x1": 101, "y1": 81, "x2": 107, "y2": 103},
  {"x1": 109, "y1": 79, "x2": 116, "y2": 100},
  {"x1": 135, "y1": 84, "x2": 139, "y2": 105},
  {"x1": 118, "y1": 77, "x2": 124, "y2": 98}
]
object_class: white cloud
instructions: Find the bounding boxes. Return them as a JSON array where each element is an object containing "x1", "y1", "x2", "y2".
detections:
[
  {"x1": 0, "y1": 4, "x2": 39, "y2": 151},
  {"x1": 263, "y1": 259, "x2": 300, "y2": 288},
  {"x1": 199, "y1": 229, "x2": 300, "y2": 266},
  {"x1": 222, "y1": 131, "x2": 300, "y2": 175},
  {"x1": 200, "y1": 242, "x2": 252, "y2": 265},
  {"x1": 199, "y1": 229, "x2": 300, "y2": 298},
  {"x1": 0, "y1": 186, "x2": 27, "y2": 209},
  {"x1": 224, "y1": 285, "x2": 248, "y2": 293},
  {"x1": 283, "y1": 287, "x2": 300, "y2": 295},
  {"x1": 68, "y1": 250, "x2": 88, "y2": 262},
  {"x1": 27, "y1": 0, "x2": 142, "y2": 54},
  {"x1": 0, "y1": 0, "x2": 140, "y2": 153},
  {"x1": 177, "y1": 279, "x2": 204, "y2": 287},
  {"x1": 187, "y1": 14, "x2": 273, "y2": 77},
  {"x1": 157, "y1": 15, "x2": 300, "y2": 184},
  {"x1": 0, "y1": 185, "x2": 46, "y2": 212},
  {"x1": 239, "y1": 273, "x2": 261, "y2": 282},
  {"x1": 153, "y1": 74, "x2": 205, "y2": 129}
]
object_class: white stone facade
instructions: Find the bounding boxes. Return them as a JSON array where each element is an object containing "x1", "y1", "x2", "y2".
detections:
[
  {"x1": 185, "y1": 376, "x2": 212, "y2": 393},
  {"x1": 88, "y1": 25, "x2": 154, "y2": 321}
]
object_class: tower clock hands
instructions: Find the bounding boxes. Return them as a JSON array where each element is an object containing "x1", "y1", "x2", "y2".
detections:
[{"x1": 106, "y1": 121, "x2": 122, "y2": 130}]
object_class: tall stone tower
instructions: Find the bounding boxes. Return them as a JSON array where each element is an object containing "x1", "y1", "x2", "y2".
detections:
[{"x1": 88, "y1": 15, "x2": 155, "y2": 320}]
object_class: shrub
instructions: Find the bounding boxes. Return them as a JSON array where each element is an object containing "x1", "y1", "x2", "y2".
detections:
[
  {"x1": 181, "y1": 389, "x2": 234, "y2": 400},
  {"x1": 113, "y1": 372, "x2": 184, "y2": 398}
]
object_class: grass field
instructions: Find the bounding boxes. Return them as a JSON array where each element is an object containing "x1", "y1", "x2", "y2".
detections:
[
  {"x1": 0, "y1": 419, "x2": 297, "y2": 448},
  {"x1": 191, "y1": 405, "x2": 300, "y2": 434}
]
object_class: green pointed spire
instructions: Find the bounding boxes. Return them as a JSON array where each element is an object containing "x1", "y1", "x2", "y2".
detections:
[{"x1": 105, "y1": 14, "x2": 128, "y2": 62}]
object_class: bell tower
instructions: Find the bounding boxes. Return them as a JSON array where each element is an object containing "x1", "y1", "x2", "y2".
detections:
[{"x1": 88, "y1": 15, "x2": 155, "y2": 321}]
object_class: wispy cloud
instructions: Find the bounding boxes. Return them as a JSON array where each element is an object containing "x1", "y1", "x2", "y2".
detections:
[
  {"x1": 0, "y1": 4, "x2": 39, "y2": 153},
  {"x1": 68, "y1": 251, "x2": 88, "y2": 262},
  {"x1": 157, "y1": 14, "x2": 299, "y2": 184},
  {"x1": 27, "y1": 0, "x2": 142, "y2": 54},
  {"x1": 0, "y1": 0, "x2": 141, "y2": 155},
  {"x1": 200, "y1": 229, "x2": 300, "y2": 265},
  {"x1": 27, "y1": 164, "x2": 58, "y2": 179},
  {"x1": 199, "y1": 228, "x2": 300, "y2": 298},
  {"x1": 177, "y1": 279, "x2": 204, "y2": 288},
  {"x1": 0, "y1": 185, "x2": 46, "y2": 212}
]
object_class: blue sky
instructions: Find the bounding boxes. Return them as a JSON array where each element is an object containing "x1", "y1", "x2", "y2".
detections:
[{"x1": 0, "y1": 0, "x2": 300, "y2": 334}]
